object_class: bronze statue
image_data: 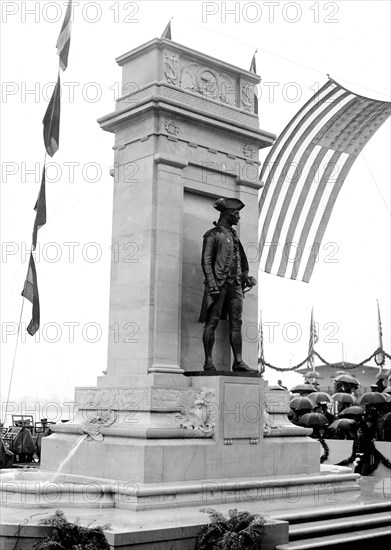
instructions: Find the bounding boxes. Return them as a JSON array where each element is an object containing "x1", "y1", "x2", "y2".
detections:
[{"x1": 199, "y1": 197, "x2": 257, "y2": 373}]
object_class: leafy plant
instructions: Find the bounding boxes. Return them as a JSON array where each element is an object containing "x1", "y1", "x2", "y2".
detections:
[
  {"x1": 32, "y1": 510, "x2": 110, "y2": 550},
  {"x1": 196, "y1": 508, "x2": 267, "y2": 550}
]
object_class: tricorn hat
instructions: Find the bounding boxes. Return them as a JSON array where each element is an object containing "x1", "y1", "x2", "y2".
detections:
[{"x1": 213, "y1": 197, "x2": 245, "y2": 212}]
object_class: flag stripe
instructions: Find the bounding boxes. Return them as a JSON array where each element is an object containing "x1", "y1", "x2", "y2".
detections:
[
  {"x1": 290, "y1": 149, "x2": 343, "y2": 279},
  {"x1": 258, "y1": 77, "x2": 391, "y2": 282},
  {"x1": 274, "y1": 146, "x2": 327, "y2": 276},
  {"x1": 301, "y1": 154, "x2": 355, "y2": 282},
  {"x1": 258, "y1": 90, "x2": 352, "y2": 249},
  {"x1": 264, "y1": 145, "x2": 329, "y2": 273},
  {"x1": 259, "y1": 80, "x2": 338, "y2": 191},
  {"x1": 259, "y1": 92, "x2": 354, "y2": 266}
]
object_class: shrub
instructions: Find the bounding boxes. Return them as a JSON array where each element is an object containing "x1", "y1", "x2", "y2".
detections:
[
  {"x1": 196, "y1": 508, "x2": 267, "y2": 550},
  {"x1": 32, "y1": 510, "x2": 110, "y2": 550}
]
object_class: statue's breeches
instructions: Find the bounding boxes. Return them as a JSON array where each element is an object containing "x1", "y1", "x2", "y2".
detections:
[{"x1": 203, "y1": 283, "x2": 243, "y2": 335}]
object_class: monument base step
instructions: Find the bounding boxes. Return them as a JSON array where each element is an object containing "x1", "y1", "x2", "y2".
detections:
[{"x1": 0, "y1": 466, "x2": 360, "y2": 511}]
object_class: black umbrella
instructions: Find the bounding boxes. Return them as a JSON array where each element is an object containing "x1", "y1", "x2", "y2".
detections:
[
  {"x1": 335, "y1": 374, "x2": 360, "y2": 385},
  {"x1": 307, "y1": 392, "x2": 333, "y2": 404},
  {"x1": 339, "y1": 405, "x2": 364, "y2": 418},
  {"x1": 290, "y1": 396, "x2": 316, "y2": 411},
  {"x1": 299, "y1": 412, "x2": 329, "y2": 427},
  {"x1": 332, "y1": 393, "x2": 356, "y2": 405},
  {"x1": 329, "y1": 418, "x2": 357, "y2": 431},
  {"x1": 356, "y1": 392, "x2": 387, "y2": 406},
  {"x1": 290, "y1": 384, "x2": 316, "y2": 394}
]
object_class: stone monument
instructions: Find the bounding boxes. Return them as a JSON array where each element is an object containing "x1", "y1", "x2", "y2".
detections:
[{"x1": 2, "y1": 38, "x2": 360, "y2": 513}]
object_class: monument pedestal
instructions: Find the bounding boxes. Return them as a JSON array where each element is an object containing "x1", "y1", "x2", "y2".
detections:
[{"x1": 41, "y1": 376, "x2": 320, "y2": 484}]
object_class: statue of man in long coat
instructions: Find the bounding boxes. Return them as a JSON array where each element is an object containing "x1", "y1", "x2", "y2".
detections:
[{"x1": 199, "y1": 197, "x2": 257, "y2": 373}]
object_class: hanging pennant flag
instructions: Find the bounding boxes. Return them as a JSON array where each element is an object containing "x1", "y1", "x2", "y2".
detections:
[
  {"x1": 32, "y1": 167, "x2": 47, "y2": 250},
  {"x1": 258, "y1": 77, "x2": 391, "y2": 282},
  {"x1": 161, "y1": 19, "x2": 172, "y2": 40},
  {"x1": 249, "y1": 51, "x2": 257, "y2": 73},
  {"x1": 43, "y1": 76, "x2": 61, "y2": 157},
  {"x1": 21, "y1": 253, "x2": 40, "y2": 336},
  {"x1": 57, "y1": 0, "x2": 73, "y2": 71},
  {"x1": 307, "y1": 307, "x2": 318, "y2": 371},
  {"x1": 257, "y1": 311, "x2": 265, "y2": 374}
]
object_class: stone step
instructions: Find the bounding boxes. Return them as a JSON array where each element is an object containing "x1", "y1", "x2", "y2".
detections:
[
  {"x1": 275, "y1": 525, "x2": 391, "y2": 549},
  {"x1": 273, "y1": 500, "x2": 391, "y2": 524},
  {"x1": 289, "y1": 511, "x2": 391, "y2": 539}
]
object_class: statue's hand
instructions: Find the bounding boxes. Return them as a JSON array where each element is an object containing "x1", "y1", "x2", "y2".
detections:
[
  {"x1": 245, "y1": 276, "x2": 257, "y2": 288},
  {"x1": 209, "y1": 286, "x2": 220, "y2": 299}
]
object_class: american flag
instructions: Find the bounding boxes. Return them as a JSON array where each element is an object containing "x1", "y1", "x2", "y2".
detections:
[
  {"x1": 56, "y1": 0, "x2": 73, "y2": 71},
  {"x1": 258, "y1": 77, "x2": 391, "y2": 282},
  {"x1": 307, "y1": 307, "x2": 318, "y2": 371}
]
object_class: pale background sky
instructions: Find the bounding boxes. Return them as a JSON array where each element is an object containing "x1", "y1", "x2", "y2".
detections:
[{"x1": 1, "y1": 0, "x2": 390, "y2": 422}]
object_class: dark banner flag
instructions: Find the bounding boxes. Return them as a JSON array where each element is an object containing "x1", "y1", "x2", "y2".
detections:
[
  {"x1": 21, "y1": 253, "x2": 40, "y2": 336},
  {"x1": 43, "y1": 76, "x2": 61, "y2": 157},
  {"x1": 57, "y1": 0, "x2": 73, "y2": 71},
  {"x1": 258, "y1": 77, "x2": 391, "y2": 282},
  {"x1": 32, "y1": 167, "x2": 47, "y2": 249}
]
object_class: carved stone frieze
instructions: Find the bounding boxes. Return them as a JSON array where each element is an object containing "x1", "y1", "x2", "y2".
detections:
[
  {"x1": 241, "y1": 80, "x2": 254, "y2": 112},
  {"x1": 163, "y1": 50, "x2": 179, "y2": 85},
  {"x1": 151, "y1": 388, "x2": 194, "y2": 410},
  {"x1": 180, "y1": 63, "x2": 236, "y2": 106},
  {"x1": 75, "y1": 388, "x2": 150, "y2": 411}
]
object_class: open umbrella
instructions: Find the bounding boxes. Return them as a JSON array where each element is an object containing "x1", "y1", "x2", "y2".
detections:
[
  {"x1": 329, "y1": 418, "x2": 357, "y2": 431},
  {"x1": 339, "y1": 405, "x2": 364, "y2": 418},
  {"x1": 334, "y1": 370, "x2": 349, "y2": 377},
  {"x1": 307, "y1": 392, "x2": 333, "y2": 404},
  {"x1": 332, "y1": 393, "x2": 356, "y2": 405},
  {"x1": 334, "y1": 374, "x2": 360, "y2": 385},
  {"x1": 290, "y1": 396, "x2": 316, "y2": 411},
  {"x1": 299, "y1": 412, "x2": 329, "y2": 427},
  {"x1": 268, "y1": 385, "x2": 287, "y2": 391},
  {"x1": 356, "y1": 392, "x2": 387, "y2": 406},
  {"x1": 290, "y1": 384, "x2": 316, "y2": 394}
]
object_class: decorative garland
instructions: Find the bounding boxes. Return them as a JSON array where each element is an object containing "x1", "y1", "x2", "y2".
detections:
[
  {"x1": 259, "y1": 353, "x2": 313, "y2": 372},
  {"x1": 319, "y1": 438, "x2": 329, "y2": 463},
  {"x1": 259, "y1": 348, "x2": 390, "y2": 373}
]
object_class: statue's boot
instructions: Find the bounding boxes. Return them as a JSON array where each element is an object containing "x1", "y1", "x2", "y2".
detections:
[
  {"x1": 232, "y1": 360, "x2": 258, "y2": 373},
  {"x1": 231, "y1": 327, "x2": 258, "y2": 373},
  {"x1": 203, "y1": 328, "x2": 217, "y2": 372}
]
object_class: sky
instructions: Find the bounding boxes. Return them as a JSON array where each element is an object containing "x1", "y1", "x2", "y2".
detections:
[{"x1": 1, "y1": 0, "x2": 390, "y2": 422}]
